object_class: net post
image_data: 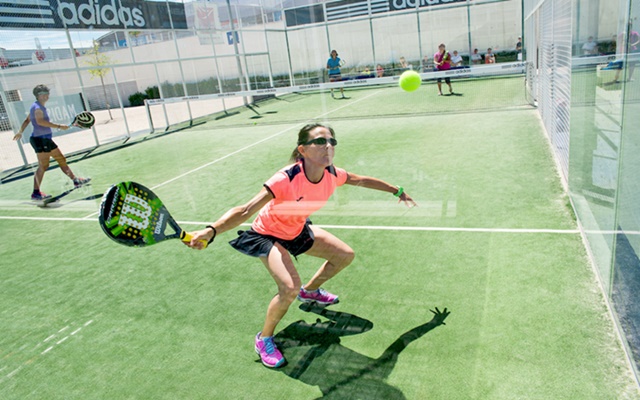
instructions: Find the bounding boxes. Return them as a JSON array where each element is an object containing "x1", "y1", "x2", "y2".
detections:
[{"x1": 144, "y1": 99, "x2": 155, "y2": 134}]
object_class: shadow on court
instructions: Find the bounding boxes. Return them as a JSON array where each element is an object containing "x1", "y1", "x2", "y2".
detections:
[
  {"x1": 613, "y1": 230, "x2": 640, "y2": 372},
  {"x1": 273, "y1": 303, "x2": 449, "y2": 399}
]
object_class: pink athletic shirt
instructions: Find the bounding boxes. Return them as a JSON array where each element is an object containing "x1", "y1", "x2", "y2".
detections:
[
  {"x1": 434, "y1": 51, "x2": 451, "y2": 71},
  {"x1": 252, "y1": 161, "x2": 348, "y2": 240}
]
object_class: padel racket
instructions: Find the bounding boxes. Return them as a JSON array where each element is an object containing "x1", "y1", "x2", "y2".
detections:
[
  {"x1": 71, "y1": 111, "x2": 95, "y2": 128},
  {"x1": 99, "y1": 181, "x2": 207, "y2": 248}
]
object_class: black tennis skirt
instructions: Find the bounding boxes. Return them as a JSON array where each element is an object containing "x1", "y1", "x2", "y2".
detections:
[
  {"x1": 30, "y1": 136, "x2": 58, "y2": 153},
  {"x1": 229, "y1": 220, "x2": 315, "y2": 258}
]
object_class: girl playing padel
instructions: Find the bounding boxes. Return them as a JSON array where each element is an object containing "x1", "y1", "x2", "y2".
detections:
[{"x1": 185, "y1": 123, "x2": 416, "y2": 368}]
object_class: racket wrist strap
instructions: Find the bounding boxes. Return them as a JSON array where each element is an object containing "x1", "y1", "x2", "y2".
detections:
[
  {"x1": 206, "y1": 225, "x2": 217, "y2": 244},
  {"x1": 394, "y1": 186, "x2": 404, "y2": 198}
]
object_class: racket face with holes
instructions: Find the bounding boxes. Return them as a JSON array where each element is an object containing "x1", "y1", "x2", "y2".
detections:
[
  {"x1": 72, "y1": 111, "x2": 95, "y2": 128},
  {"x1": 98, "y1": 182, "x2": 183, "y2": 247}
]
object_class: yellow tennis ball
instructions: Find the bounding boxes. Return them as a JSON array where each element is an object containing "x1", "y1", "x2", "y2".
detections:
[{"x1": 399, "y1": 70, "x2": 421, "y2": 92}]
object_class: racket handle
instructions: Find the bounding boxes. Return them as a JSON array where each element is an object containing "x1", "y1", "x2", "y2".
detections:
[{"x1": 180, "y1": 231, "x2": 208, "y2": 249}]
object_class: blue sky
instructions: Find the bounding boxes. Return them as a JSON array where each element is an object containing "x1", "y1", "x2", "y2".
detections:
[
  {"x1": 0, "y1": 30, "x2": 108, "y2": 50},
  {"x1": 0, "y1": 0, "x2": 284, "y2": 51}
]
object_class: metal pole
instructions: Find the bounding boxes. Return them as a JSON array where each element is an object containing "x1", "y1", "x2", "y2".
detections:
[
  {"x1": 109, "y1": 68, "x2": 131, "y2": 138},
  {"x1": 208, "y1": 30, "x2": 228, "y2": 114},
  {"x1": 261, "y1": 0, "x2": 275, "y2": 88},
  {"x1": 227, "y1": 0, "x2": 248, "y2": 105},
  {"x1": 284, "y1": 29, "x2": 295, "y2": 86},
  {"x1": 369, "y1": 1, "x2": 377, "y2": 68},
  {"x1": 166, "y1": 0, "x2": 193, "y2": 121},
  {"x1": 64, "y1": 28, "x2": 101, "y2": 146},
  {"x1": 416, "y1": 5, "x2": 422, "y2": 67},
  {"x1": 521, "y1": 0, "x2": 526, "y2": 59},
  {"x1": 154, "y1": 63, "x2": 170, "y2": 129},
  {"x1": 467, "y1": 0, "x2": 473, "y2": 61}
]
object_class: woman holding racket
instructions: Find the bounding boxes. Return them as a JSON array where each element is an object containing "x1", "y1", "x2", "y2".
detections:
[
  {"x1": 13, "y1": 84, "x2": 90, "y2": 200},
  {"x1": 434, "y1": 43, "x2": 454, "y2": 95},
  {"x1": 327, "y1": 50, "x2": 345, "y2": 99},
  {"x1": 185, "y1": 123, "x2": 416, "y2": 368}
]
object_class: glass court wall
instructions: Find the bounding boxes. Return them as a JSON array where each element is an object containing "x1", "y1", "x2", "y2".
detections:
[{"x1": 526, "y1": 0, "x2": 640, "y2": 381}]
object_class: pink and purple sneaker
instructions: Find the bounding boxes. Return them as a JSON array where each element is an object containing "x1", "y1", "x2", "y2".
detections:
[
  {"x1": 255, "y1": 332, "x2": 285, "y2": 368},
  {"x1": 297, "y1": 287, "x2": 339, "y2": 305},
  {"x1": 31, "y1": 191, "x2": 51, "y2": 201}
]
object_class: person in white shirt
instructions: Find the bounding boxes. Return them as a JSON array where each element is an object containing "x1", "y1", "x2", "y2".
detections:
[
  {"x1": 471, "y1": 48, "x2": 482, "y2": 65},
  {"x1": 450, "y1": 50, "x2": 463, "y2": 67},
  {"x1": 582, "y1": 36, "x2": 598, "y2": 55}
]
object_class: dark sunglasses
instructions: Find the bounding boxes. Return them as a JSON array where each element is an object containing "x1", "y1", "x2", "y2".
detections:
[{"x1": 303, "y1": 137, "x2": 338, "y2": 146}]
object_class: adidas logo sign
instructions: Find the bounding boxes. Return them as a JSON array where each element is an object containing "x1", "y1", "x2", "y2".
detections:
[{"x1": 58, "y1": 0, "x2": 146, "y2": 28}]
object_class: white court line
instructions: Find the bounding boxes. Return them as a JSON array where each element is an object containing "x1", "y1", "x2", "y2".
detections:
[
  {"x1": 0, "y1": 215, "x2": 578, "y2": 233},
  {"x1": 316, "y1": 224, "x2": 581, "y2": 234},
  {"x1": 3, "y1": 215, "x2": 639, "y2": 235},
  {"x1": 80, "y1": 90, "x2": 384, "y2": 220},
  {"x1": 2, "y1": 319, "x2": 95, "y2": 381},
  {"x1": 0, "y1": 216, "x2": 94, "y2": 222}
]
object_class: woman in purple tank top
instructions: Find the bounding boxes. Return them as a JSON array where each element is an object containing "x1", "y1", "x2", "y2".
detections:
[{"x1": 12, "y1": 84, "x2": 91, "y2": 200}]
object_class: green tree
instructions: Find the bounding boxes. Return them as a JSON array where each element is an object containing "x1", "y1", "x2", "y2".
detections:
[
  {"x1": 84, "y1": 40, "x2": 114, "y2": 120},
  {"x1": 129, "y1": 31, "x2": 142, "y2": 46}
]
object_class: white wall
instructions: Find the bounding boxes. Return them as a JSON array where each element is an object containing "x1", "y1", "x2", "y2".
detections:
[{"x1": 0, "y1": 1, "x2": 531, "y2": 100}]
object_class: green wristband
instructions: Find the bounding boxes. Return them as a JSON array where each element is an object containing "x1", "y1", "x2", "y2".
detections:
[{"x1": 394, "y1": 186, "x2": 404, "y2": 198}]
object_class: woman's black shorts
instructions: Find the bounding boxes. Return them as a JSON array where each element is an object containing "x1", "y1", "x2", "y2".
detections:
[
  {"x1": 229, "y1": 220, "x2": 315, "y2": 258},
  {"x1": 30, "y1": 136, "x2": 58, "y2": 153}
]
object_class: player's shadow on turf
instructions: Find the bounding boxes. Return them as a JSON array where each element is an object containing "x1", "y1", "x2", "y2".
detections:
[
  {"x1": 444, "y1": 92, "x2": 463, "y2": 97},
  {"x1": 274, "y1": 303, "x2": 449, "y2": 399}
]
